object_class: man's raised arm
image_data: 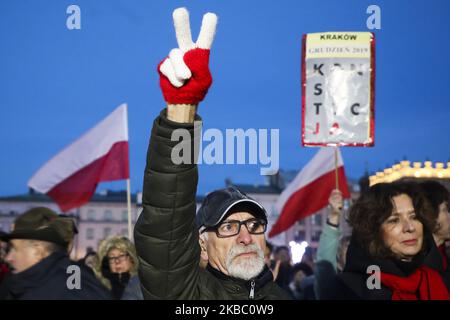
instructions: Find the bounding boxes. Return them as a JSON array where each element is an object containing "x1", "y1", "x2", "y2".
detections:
[{"x1": 134, "y1": 8, "x2": 217, "y2": 299}]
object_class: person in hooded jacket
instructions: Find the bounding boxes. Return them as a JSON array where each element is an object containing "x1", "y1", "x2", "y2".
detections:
[
  {"x1": 94, "y1": 236, "x2": 141, "y2": 300},
  {"x1": 322, "y1": 182, "x2": 450, "y2": 300}
]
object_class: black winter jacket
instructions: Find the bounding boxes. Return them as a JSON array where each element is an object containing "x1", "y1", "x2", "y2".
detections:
[
  {"x1": 134, "y1": 110, "x2": 289, "y2": 300},
  {"x1": 5, "y1": 251, "x2": 110, "y2": 300}
]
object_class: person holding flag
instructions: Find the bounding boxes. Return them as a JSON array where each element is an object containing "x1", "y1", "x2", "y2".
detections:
[{"x1": 268, "y1": 147, "x2": 351, "y2": 239}]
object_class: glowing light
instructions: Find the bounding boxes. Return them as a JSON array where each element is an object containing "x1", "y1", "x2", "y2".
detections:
[
  {"x1": 289, "y1": 241, "x2": 308, "y2": 264},
  {"x1": 369, "y1": 160, "x2": 448, "y2": 186}
]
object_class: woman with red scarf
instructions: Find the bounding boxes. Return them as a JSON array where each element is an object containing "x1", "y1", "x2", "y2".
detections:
[{"x1": 322, "y1": 182, "x2": 450, "y2": 300}]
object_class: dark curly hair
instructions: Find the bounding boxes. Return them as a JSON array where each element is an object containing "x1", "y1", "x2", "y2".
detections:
[
  {"x1": 347, "y1": 181, "x2": 436, "y2": 260},
  {"x1": 419, "y1": 180, "x2": 449, "y2": 223}
]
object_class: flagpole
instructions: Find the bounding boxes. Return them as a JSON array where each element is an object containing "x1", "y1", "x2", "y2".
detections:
[
  {"x1": 126, "y1": 178, "x2": 132, "y2": 240},
  {"x1": 334, "y1": 147, "x2": 339, "y2": 191},
  {"x1": 123, "y1": 103, "x2": 132, "y2": 240}
]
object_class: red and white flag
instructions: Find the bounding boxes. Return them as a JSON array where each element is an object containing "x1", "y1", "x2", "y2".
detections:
[
  {"x1": 269, "y1": 147, "x2": 350, "y2": 238},
  {"x1": 28, "y1": 104, "x2": 130, "y2": 212}
]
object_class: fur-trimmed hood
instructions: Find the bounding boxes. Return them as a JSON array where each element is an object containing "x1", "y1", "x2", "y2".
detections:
[{"x1": 93, "y1": 236, "x2": 139, "y2": 290}]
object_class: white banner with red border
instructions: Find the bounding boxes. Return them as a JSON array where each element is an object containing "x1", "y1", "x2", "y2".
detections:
[{"x1": 301, "y1": 32, "x2": 375, "y2": 147}]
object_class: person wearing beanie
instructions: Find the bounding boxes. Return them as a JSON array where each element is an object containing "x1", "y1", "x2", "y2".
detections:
[{"x1": 134, "y1": 8, "x2": 289, "y2": 300}]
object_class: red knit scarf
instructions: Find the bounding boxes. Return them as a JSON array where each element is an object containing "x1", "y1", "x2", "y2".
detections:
[{"x1": 380, "y1": 266, "x2": 450, "y2": 300}]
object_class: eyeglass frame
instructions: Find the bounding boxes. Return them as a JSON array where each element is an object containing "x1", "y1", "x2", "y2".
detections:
[
  {"x1": 200, "y1": 217, "x2": 267, "y2": 238},
  {"x1": 107, "y1": 253, "x2": 129, "y2": 264}
]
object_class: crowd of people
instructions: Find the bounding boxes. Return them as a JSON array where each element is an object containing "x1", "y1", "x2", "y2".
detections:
[
  {"x1": 0, "y1": 180, "x2": 449, "y2": 300},
  {"x1": 0, "y1": 207, "x2": 143, "y2": 299}
]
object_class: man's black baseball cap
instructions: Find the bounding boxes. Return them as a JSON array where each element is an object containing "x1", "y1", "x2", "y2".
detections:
[{"x1": 196, "y1": 187, "x2": 268, "y2": 230}]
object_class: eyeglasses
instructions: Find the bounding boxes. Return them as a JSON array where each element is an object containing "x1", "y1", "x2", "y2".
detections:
[
  {"x1": 203, "y1": 218, "x2": 267, "y2": 238},
  {"x1": 107, "y1": 253, "x2": 129, "y2": 264}
]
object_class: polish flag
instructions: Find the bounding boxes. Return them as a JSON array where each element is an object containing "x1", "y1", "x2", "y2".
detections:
[
  {"x1": 28, "y1": 104, "x2": 130, "y2": 212},
  {"x1": 268, "y1": 148, "x2": 350, "y2": 238}
]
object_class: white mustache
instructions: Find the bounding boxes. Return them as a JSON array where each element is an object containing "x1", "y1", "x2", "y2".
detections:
[{"x1": 227, "y1": 243, "x2": 263, "y2": 262}]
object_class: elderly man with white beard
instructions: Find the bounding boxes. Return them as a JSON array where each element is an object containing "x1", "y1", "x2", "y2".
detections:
[
  {"x1": 134, "y1": 7, "x2": 290, "y2": 300},
  {"x1": 195, "y1": 187, "x2": 290, "y2": 298},
  {"x1": 197, "y1": 189, "x2": 269, "y2": 281}
]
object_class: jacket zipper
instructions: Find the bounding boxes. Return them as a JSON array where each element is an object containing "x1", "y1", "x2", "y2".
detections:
[{"x1": 249, "y1": 280, "x2": 255, "y2": 299}]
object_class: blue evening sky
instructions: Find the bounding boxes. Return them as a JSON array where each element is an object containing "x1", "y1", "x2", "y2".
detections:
[{"x1": 0, "y1": 0, "x2": 449, "y2": 197}]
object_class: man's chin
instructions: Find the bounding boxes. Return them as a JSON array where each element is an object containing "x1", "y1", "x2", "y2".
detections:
[{"x1": 228, "y1": 258, "x2": 264, "y2": 280}]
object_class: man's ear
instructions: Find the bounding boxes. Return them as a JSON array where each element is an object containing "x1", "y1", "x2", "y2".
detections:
[{"x1": 199, "y1": 236, "x2": 209, "y2": 261}]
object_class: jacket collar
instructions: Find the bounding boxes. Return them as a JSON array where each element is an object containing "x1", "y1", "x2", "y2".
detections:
[
  {"x1": 8, "y1": 251, "x2": 68, "y2": 298},
  {"x1": 206, "y1": 263, "x2": 273, "y2": 293}
]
